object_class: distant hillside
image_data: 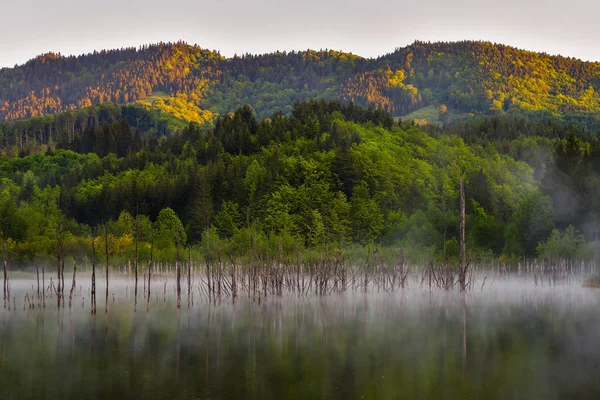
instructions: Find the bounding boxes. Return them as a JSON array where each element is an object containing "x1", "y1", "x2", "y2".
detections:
[{"x1": 1, "y1": 40, "x2": 599, "y2": 129}]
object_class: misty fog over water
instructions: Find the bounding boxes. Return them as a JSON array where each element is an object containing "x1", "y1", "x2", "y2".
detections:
[{"x1": 1, "y1": 275, "x2": 600, "y2": 399}]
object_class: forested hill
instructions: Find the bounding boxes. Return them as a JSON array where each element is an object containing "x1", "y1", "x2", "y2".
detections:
[
  {"x1": 1, "y1": 41, "x2": 599, "y2": 129},
  {"x1": 0, "y1": 100, "x2": 598, "y2": 267}
]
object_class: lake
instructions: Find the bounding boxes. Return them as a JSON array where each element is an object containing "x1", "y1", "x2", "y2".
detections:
[{"x1": 1, "y1": 272, "x2": 600, "y2": 399}]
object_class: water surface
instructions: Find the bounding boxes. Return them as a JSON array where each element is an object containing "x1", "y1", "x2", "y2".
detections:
[{"x1": 1, "y1": 276, "x2": 600, "y2": 399}]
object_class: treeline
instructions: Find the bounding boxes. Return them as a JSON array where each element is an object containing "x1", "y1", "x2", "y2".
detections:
[
  {"x1": 0, "y1": 102, "x2": 188, "y2": 155},
  {"x1": 0, "y1": 100, "x2": 596, "y2": 267},
  {"x1": 1, "y1": 41, "x2": 599, "y2": 129}
]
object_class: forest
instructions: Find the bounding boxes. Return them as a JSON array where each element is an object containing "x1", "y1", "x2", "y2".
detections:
[
  {"x1": 0, "y1": 99, "x2": 597, "y2": 270},
  {"x1": 1, "y1": 41, "x2": 600, "y2": 130}
]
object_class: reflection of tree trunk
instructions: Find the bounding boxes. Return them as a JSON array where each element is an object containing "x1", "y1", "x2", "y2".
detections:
[
  {"x1": 104, "y1": 310, "x2": 108, "y2": 355},
  {"x1": 104, "y1": 224, "x2": 109, "y2": 314},
  {"x1": 176, "y1": 309, "x2": 181, "y2": 383},
  {"x1": 176, "y1": 241, "x2": 181, "y2": 309},
  {"x1": 55, "y1": 309, "x2": 62, "y2": 373},
  {"x1": 459, "y1": 175, "x2": 467, "y2": 292},
  {"x1": 1, "y1": 322, "x2": 4, "y2": 369},
  {"x1": 70, "y1": 311, "x2": 74, "y2": 357},
  {"x1": 461, "y1": 294, "x2": 467, "y2": 378},
  {"x1": 42, "y1": 267, "x2": 45, "y2": 309},
  {"x1": 90, "y1": 311, "x2": 96, "y2": 355},
  {"x1": 134, "y1": 208, "x2": 139, "y2": 311},
  {"x1": 132, "y1": 310, "x2": 137, "y2": 367}
]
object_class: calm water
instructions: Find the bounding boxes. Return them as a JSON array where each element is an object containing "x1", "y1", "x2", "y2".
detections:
[{"x1": 1, "y1": 275, "x2": 600, "y2": 399}]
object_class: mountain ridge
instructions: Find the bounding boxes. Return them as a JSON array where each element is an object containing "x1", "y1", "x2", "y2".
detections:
[
  {"x1": 5, "y1": 40, "x2": 599, "y2": 70},
  {"x1": 1, "y1": 40, "x2": 599, "y2": 129}
]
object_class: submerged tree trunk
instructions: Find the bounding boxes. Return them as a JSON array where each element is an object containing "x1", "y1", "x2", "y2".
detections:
[
  {"x1": 57, "y1": 245, "x2": 61, "y2": 306},
  {"x1": 61, "y1": 256, "x2": 65, "y2": 308},
  {"x1": 187, "y1": 247, "x2": 191, "y2": 307},
  {"x1": 459, "y1": 175, "x2": 467, "y2": 292},
  {"x1": 69, "y1": 259, "x2": 77, "y2": 308},
  {"x1": 56, "y1": 219, "x2": 65, "y2": 307},
  {"x1": 57, "y1": 240, "x2": 62, "y2": 308},
  {"x1": 91, "y1": 236, "x2": 96, "y2": 315},
  {"x1": 147, "y1": 240, "x2": 153, "y2": 307},
  {"x1": 3, "y1": 243, "x2": 7, "y2": 308}
]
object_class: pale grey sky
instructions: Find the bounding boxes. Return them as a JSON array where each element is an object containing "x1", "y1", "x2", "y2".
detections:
[{"x1": 1, "y1": 0, "x2": 598, "y2": 67}]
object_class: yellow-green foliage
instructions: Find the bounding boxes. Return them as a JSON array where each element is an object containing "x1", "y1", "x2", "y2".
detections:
[
  {"x1": 139, "y1": 93, "x2": 215, "y2": 124},
  {"x1": 2, "y1": 41, "x2": 600, "y2": 130}
]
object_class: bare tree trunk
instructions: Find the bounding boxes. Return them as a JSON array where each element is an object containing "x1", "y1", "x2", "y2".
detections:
[
  {"x1": 187, "y1": 247, "x2": 191, "y2": 306},
  {"x1": 61, "y1": 255, "x2": 65, "y2": 308},
  {"x1": 3, "y1": 243, "x2": 7, "y2": 307},
  {"x1": 42, "y1": 267, "x2": 45, "y2": 309},
  {"x1": 57, "y1": 236, "x2": 62, "y2": 308},
  {"x1": 295, "y1": 241, "x2": 300, "y2": 294},
  {"x1": 147, "y1": 240, "x2": 153, "y2": 307},
  {"x1": 91, "y1": 236, "x2": 96, "y2": 315},
  {"x1": 69, "y1": 259, "x2": 77, "y2": 308}
]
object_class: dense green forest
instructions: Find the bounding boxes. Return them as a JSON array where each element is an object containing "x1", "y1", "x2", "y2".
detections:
[
  {"x1": 1, "y1": 41, "x2": 600, "y2": 130},
  {"x1": 0, "y1": 100, "x2": 597, "y2": 268},
  {"x1": 0, "y1": 102, "x2": 189, "y2": 155}
]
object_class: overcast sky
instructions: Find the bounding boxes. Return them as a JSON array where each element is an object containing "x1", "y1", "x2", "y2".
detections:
[{"x1": 1, "y1": 0, "x2": 598, "y2": 67}]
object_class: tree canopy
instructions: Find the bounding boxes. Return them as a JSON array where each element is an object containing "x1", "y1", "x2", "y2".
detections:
[{"x1": 0, "y1": 100, "x2": 596, "y2": 266}]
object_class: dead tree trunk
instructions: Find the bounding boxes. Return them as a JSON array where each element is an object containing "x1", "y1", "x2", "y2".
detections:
[
  {"x1": 3, "y1": 242, "x2": 7, "y2": 308},
  {"x1": 69, "y1": 259, "x2": 77, "y2": 308},
  {"x1": 147, "y1": 239, "x2": 153, "y2": 307},
  {"x1": 91, "y1": 236, "x2": 96, "y2": 315},
  {"x1": 61, "y1": 255, "x2": 65, "y2": 308},
  {"x1": 459, "y1": 175, "x2": 467, "y2": 292},
  {"x1": 187, "y1": 247, "x2": 191, "y2": 306},
  {"x1": 36, "y1": 264, "x2": 40, "y2": 299},
  {"x1": 57, "y1": 243, "x2": 61, "y2": 306},
  {"x1": 42, "y1": 267, "x2": 45, "y2": 308}
]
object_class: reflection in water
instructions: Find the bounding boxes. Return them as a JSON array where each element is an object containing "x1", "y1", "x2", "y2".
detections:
[
  {"x1": 0, "y1": 278, "x2": 600, "y2": 399},
  {"x1": 462, "y1": 293, "x2": 467, "y2": 379}
]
